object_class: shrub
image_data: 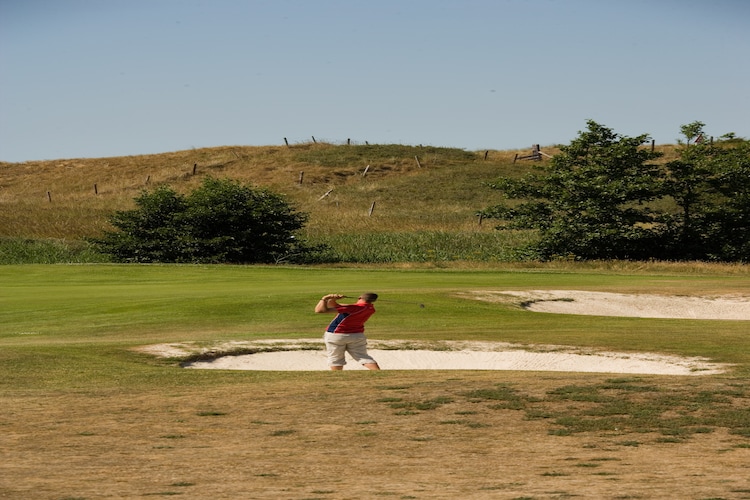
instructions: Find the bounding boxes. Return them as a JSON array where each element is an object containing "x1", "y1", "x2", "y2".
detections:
[{"x1": 92, "y1": 177, "x2": 329, "y2": 264}]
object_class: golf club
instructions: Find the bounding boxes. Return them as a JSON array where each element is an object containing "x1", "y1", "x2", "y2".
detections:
[{"x1": 342, "y1": 295, "x2": 425, "y2": 308}]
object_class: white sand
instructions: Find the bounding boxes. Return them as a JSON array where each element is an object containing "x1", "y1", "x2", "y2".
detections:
[
  {"x1": 183, "y1": 346, "x2": 724, "y2": 375},
  {"x1": 139, "y1": 291, "x2": 748, "y2": 375},
  {"x1": 487, "y1": 290, "x2": 750, "y2": 320}
]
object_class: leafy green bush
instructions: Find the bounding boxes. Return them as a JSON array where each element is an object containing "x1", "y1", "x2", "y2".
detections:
[{"x1": 92, "y1": 177, "x2": 329, "y2": 264}]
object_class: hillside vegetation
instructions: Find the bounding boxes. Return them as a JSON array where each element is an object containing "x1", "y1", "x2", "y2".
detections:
[{"x1": 0, "y1": 142, "x2": 684, "y2": 263}]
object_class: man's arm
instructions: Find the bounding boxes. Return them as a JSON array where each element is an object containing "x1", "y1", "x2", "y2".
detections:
[{"x1": 315, "y1": 294, "x2": 345, "y2": 313}]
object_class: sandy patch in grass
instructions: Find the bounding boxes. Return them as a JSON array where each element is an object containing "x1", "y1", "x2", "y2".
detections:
[
  {"x1": 478, "y1": 290, "x2": 750, "y2": 320},
  {"x1": 139, "y1": 291, "x2": 746, "y2": 375},
  {"x1": 141, "y1": 339, "x2": 727, "y2": 376}
]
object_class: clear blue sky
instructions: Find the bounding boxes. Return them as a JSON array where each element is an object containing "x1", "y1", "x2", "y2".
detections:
[{"x1": 1, "y1": 0, "x2": 748, "y2": 162}]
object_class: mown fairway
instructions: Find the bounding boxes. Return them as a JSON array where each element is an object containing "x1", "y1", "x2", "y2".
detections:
[{"x1": 2, "y1": 263, "x2": 750, "y2": 499}]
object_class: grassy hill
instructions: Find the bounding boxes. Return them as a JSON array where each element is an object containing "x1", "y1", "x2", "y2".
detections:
[{"x1": 0, "y1": 142, "x2": 683, "y2": 263}]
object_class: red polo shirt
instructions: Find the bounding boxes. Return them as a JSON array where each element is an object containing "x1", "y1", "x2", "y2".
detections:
[{"x1": 326, "y1": 301, "x2": 376, "y2": 334}]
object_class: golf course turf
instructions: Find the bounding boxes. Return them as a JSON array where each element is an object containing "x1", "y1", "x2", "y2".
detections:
[{"x1": 2, "y1": 263, "x2": 750, "y2": 498}]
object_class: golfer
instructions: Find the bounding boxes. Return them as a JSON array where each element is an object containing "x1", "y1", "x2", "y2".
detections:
[{"x1": 315, "y1": 293, "x2": 380, "y2": 370}]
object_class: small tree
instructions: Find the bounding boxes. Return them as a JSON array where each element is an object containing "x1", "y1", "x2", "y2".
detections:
[
  {"x1": 94, "y1": 177, "x2": 328, "y2": 263},
  {"x1": 679, "y1": 120, "x2": 706, "y2": 145}
]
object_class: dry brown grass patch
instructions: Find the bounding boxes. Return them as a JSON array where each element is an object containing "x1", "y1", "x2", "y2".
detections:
[{"x1": 3, "y1": 372, "x2": 749, "y2": 499}]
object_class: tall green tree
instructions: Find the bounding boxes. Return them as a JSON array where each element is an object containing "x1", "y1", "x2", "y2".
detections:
[
  {"x1": 483, "y1": 121, "x2": 664, "y2": 260},
  {"x1": 484, "y1": 121, "x2": 750, "y2": 261},
  {"x1": 660, "y1": 134, "x2": 750, "y2": 261},
  {"x1": 659, "y1": 132, "x2": 717, "y2": 259},
  {"x1": 695, "y1": 141, "x2": 750, "y2": 260},
  {"x1": 94, "y1": 177, "x2": 327, "y2": 264}
]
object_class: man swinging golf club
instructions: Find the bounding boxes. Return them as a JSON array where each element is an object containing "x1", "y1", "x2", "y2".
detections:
[{"x1": 315, "y1": 293, "x2": 380, "y2": 370}]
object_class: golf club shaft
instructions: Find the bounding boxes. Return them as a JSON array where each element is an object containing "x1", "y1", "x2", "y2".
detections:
[{"x1": 341, "y1": 295, "x2": 424, "y2": 307}]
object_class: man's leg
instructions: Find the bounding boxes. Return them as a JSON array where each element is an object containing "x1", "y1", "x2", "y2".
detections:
[
  {"x1": 348, "y1": 335, "x2": 380, "y2": 370},
  {"x1": 324, "y1": 332, "x2": 347, "y2": 370}
]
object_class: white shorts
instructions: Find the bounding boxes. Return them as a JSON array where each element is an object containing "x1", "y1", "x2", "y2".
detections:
[{"x1": 323, "y1": 332, "x2": 377, "y2": 367}]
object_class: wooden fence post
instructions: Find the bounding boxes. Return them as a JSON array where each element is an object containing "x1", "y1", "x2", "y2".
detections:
[
  {"x1": 415, "y1": 155, "x2": 422, "y2": 168},
  {"x1": 47, "y1": 191, "x2": 52, "y2": 202},
  {"x1": 362, "y1": 165, "x2": 370, "y2": 177},
  {"x1": 515, "y1": 145, "x2": 547, "y2": 162},
  {"x1": 192, "y1": 164, "x2": 197, "y2": 175},
  {"x1": 298, "y1": 171, "x2": 304, "y2": 185},
  {"x1": 284, "y1": 137, "x2": 289, "y2": 147},
  {"x1": 318, "y1": 189, "x2": 334, "y2": 201},
  {"x1": 94, "y1": 184, "x2": 98, "y2": 195},
  {"x1": 368, "y1": 201, "x2": 376, "y2": 216}
]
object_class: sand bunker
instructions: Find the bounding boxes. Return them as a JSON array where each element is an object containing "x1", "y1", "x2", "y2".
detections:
[
  {"x1": 478, "y1": 290, "x2": 750, "y2": 320},
  {"x1": 142, "y1": 338, "x2": 727, "y2": 376},
  {"x1": 182, "y1": 342, "x2": 724, "y2": 375},
  {"x1": 138, "y1": 291, "x2": 747, "y2": 375}
]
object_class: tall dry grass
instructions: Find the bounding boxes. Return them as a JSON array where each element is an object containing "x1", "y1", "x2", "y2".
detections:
[
  {"x1": 0, "y1": 143, "x2": 527, "y2": 238},
  {"x1": 0, "y1": 141, "x2": 693, "y2": 263}
]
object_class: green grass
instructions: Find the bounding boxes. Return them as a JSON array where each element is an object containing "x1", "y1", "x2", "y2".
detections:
[
  {"x1": 306, "y1": 230, "x2": 535, "y2": 263},
  {"x1": 2, "y1": 263, "x2": 749, "y2": 393},
  {"x1": 1, "y1": 263, "x2": 749, "y2": 424},
  {"x1": 449, "y1": 378, "x2": 750, "y2": 443},
  {"x1": 0, "y1": 237, "x2": 108, "y2": 264}
]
